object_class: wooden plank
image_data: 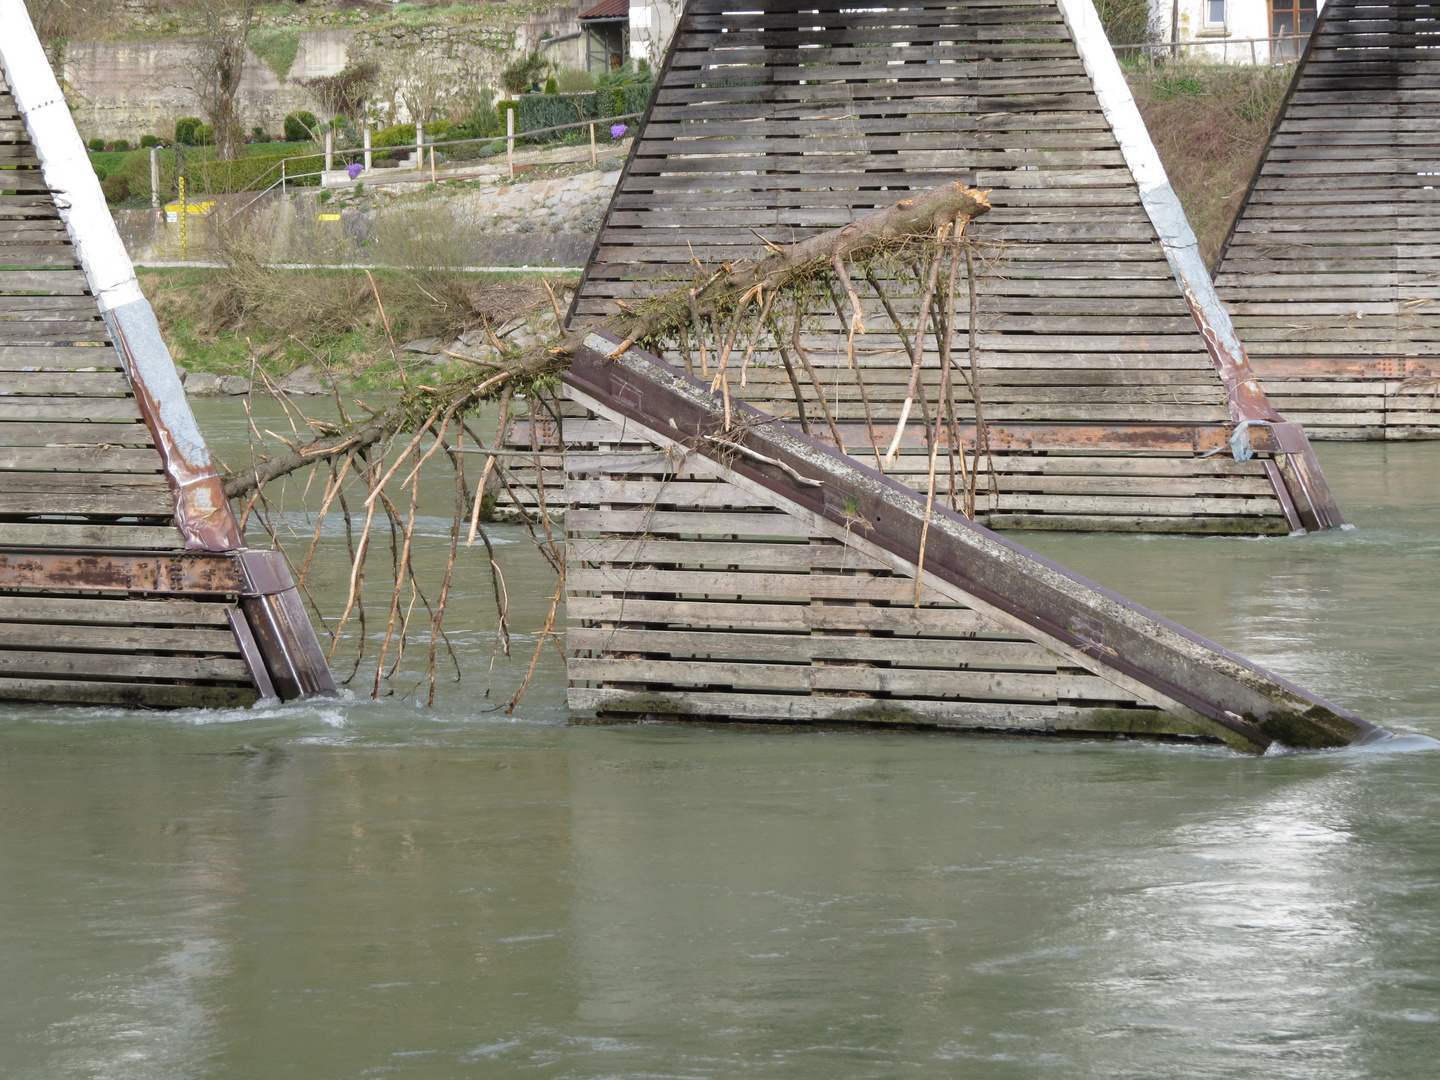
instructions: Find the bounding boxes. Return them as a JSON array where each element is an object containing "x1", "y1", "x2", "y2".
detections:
[
  {"x1": 570, "y1": 656, "x2": 1113, "y2": 701},
  {"x1": 570, "y1": 627, "x2": 1057, "y2": 668},
  {"x1": 572, "y1": 566, "x2": 971, "y2": 603},
  {"x1": 0, "y1": 648, "x2": 249, "y2": 681},
  {"x1": 0, "y1": 398, "x2": 143, "y2": 420},
  {"x1": 566, "y1": 593, "x2": 1008, "y2": 635},
  {"x1": 0, "y1": 421, "x2": 153, "y2": 445},
  {"x1": 0, "y1": 522, "x2": 179, "y2": 547},
  {"x1": 568, "y1": 536, "x2": 893, "y2": 571},
  {"x1": 568, "y1": 688, "x2": 1162, "y2": 730},
  {"x1": 0, "y1": 622, "x2": 240, "y2": 653},
  {"x1": 0, "y1": 446, "x2": 160, "y2": 471},
  {"x1": 0, "y1": 676, "x2": 257, "y2": 708},
  {"x1": 0, "y1": 595, "x2": 233, "y2": 625}
]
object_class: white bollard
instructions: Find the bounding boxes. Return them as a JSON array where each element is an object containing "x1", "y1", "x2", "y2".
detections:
[{"x1": 363, "y1": 123, "x2": 371, "y2": 171}]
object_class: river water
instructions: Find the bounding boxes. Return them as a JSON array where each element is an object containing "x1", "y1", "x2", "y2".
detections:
[{"x1": 1, "y1": 403, "x2": 1437, "y2": 1079}]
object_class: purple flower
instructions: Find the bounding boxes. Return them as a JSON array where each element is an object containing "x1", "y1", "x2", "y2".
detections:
[
  {"x1": 610, "y1": 124, "x2": 627, "y2": 140},
  {"x1": 347, "y1": 162, "x2": 364, "y2": 180}
]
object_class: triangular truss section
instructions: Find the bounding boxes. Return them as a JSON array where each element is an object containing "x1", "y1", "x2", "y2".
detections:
[
  {"x1": 1215, "y1": 0, "x2": 1440, "y2": 439},
  {"x1": 0, "y1": 3, "x2": 333, "y2": 707},
  {"x1": 559, "y1": 0, "x2": 1341, "y2": 534}
]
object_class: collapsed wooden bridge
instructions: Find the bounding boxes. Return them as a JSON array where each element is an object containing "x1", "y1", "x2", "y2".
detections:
[
  {"x1": 560, "y1": 332, "x2": 1381, "y2": 752},
  {"x1": 547, "y1": 0, "x2": 1379, "y2": 750},
  {"x1": 1215, "y1": 0, "x2": 1440, "y2": 439},
  {"x1": 0, "y1": 6, "x2": 333, "y2": 707},
  {"x1": 550, "y1": 0, "x2": 1343, "y2": 535}
]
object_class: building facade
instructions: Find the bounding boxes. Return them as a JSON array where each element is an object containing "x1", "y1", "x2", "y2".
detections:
[{"x1": 1145, "y1": 0, "x2": 1323, "y2": 63}]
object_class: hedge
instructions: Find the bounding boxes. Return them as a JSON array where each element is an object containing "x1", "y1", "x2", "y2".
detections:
[
  {"x1": 515, "y1": 83, "x2": 653, "y2": 142},
  {"x1": 192, "y1": 152, "x2": 324, "y2": 192}
]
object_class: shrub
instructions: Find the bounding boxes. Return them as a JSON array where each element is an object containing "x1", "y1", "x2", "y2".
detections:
[
  {"x1": 140, "y1": 134, "x2": 160, "y2": 148},
  {"x1": 92, "y1": 164, "x2": 108, "y2": 182},
  {"x1": 284, "y1": 110, "x2": 320, "y2": 143},
  {"x1": 369, "y1": 122, "x2": 417, "y2": 160},
  {"x1": 544, "y1": 75, "x2": 559, "y2": 95},
  {"x1": 175, "y1": 116, "x2": 204, "y2": 145},
  {"x1": 100, "y1": 173, "x2": 130, "y2": 203},
  {"x1": 112, "y1": 139, "x2": 130, "y2": 153},
  {"x1": 251, "y1": 126, "x2": 271, "y2": 142},
  {"x1": 622, "y1": 81, "x2": 654, "y2": 115},
  {"x1": 194, "y1": 152, "x2": 323, "y2": 192},
  {"x1": 87, "y1": 137, "x2": 105, "y2": 151},
  {"x1": 501, "y1": 51, "x2": 549, "y2": 94},
  {"x1": 193, "y1": 123, "x2": 214, "y2": 146},
  {"x1": 556, "y1": 67, "x2": 594, "y2": 93}
]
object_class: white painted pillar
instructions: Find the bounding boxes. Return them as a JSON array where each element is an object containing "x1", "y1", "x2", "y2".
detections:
[
  {"x1": 363, "y1": 123, "x2": 371, "y2": 171},
  {"x1": 506, "y1": 107, "x2": 515, "y2": 181},
  {"x1": 324, "y1": 127, "x2": 333, "y2": 173},
  {"x1": 149, "y1": 145, "x2": 160, "y2": 209}
]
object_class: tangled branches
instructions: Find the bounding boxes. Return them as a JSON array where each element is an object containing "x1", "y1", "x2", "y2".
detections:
[{"x1": 223, "y1": 182, "x2": 994, "y2": 705}]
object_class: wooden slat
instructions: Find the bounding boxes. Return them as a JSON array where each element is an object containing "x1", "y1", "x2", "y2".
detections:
[
  {"x1": 0, "y1": 522, "x2": 180, "y2": 547},
  {"x1": 0, "y1": 595, "x2": 233, "y2": 626},
  {"x1": 0, "y1": 676, "x2": 256, "y2": 708},
  {"x1": 568, "y1": 688, "x2": 1162, "y2": 730}
]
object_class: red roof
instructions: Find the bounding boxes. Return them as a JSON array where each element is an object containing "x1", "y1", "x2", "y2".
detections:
[{"x1": 579, "y1": 0, "x2": 628, "y2": 19}]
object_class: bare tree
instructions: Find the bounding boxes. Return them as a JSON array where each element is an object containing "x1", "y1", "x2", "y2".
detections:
[
  {"x1": 186, "y1": 0, "x2": 258, "y2": 161},
  {"x1": 302, "y1": 60, "x2": 378, "y2": 129}
]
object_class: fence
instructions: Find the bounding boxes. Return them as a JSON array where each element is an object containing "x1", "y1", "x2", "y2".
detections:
[
  {"x1": 1113, "y1": 33, "x2": 1312, "y2": 67},
  {"x1": 215, "y1": 109, "x2": 644, "y2": 216}
]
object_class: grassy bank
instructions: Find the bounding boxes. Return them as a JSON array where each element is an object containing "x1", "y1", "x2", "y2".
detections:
[
  {"x1": 1126, "y1": 64, "x2": 1293, "y2": 269},
  {"x1": 139, "y1": 265, "x2": 574, "y2": 389}
]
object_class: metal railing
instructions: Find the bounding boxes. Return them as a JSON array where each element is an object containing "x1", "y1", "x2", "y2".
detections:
[
  {"x1": 218, "y1": 109, "x2": 644, "y2": 216},
  {"x1": 1113, "y1": 33, "x2": 1312, "y2": 67}
]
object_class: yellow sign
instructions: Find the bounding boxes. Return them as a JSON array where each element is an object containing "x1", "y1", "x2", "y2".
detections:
[
  {"x1": 162, "y1": 201, "x2": 215, "y2": 214},
  {"x1": 318, "y1": 213, "x2": 342, "y2": 222}
]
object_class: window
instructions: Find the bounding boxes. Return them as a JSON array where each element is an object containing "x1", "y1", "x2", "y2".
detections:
[
  {"x1": 1271, "y1": 0, "x2": 1318, "y2": 57},
  {"x1": 1207, "y1": 0, "x2": 1226, "y2": 26}
]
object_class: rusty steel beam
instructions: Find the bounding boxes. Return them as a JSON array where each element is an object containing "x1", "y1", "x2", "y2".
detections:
[
  {"x1": 1249, "y1": 356, "x2": 1440, "y2": 380},
  {"x1": 515, "y1": 418, "x2": 1299, "y2": 456},
  {"x1": 0, "y1": 550, "x2": 247, "y2": 594},
  {"x1": 564, "y1": 332, "x2": 1387, "y2": 753}
]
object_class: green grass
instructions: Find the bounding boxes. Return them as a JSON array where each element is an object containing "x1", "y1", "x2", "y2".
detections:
[{"x1": 137, "y1": 266, "x2": 577, "y2": 391}]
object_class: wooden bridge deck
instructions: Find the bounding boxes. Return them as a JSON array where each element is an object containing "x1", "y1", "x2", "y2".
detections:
[
  {"x1": 546, "y1": 0, "x2": 1329, "y2": 534},
  {"x1": 1214, "y1": 0, "x2": 1440, "y2": 439}
]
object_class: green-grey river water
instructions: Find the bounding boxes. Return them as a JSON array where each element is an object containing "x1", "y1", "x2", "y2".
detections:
[{"x1": 2, "y1": 402, "x2": 1438, "y2": 1079}]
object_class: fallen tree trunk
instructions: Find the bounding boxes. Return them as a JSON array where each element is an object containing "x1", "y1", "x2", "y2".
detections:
[{"x1": 223, "y1": 182, "x2": 991, "y2": 499}]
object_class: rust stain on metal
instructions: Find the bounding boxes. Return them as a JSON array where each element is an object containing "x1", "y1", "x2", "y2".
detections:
[
  {"x1": 106, "y1": 314, "x2": 245, "y2": 552},
  {"x1": 0, "y1": 551, "x2": 248, "y2": 594}
]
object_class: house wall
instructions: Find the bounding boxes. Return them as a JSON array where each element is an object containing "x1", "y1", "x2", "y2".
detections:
[
  {"x1": 1146, "y1": 0, "x2": 1328, "y2": 63},
  {"x1": 629, "y1": 0, "x2": 681, "y2": 68}
]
